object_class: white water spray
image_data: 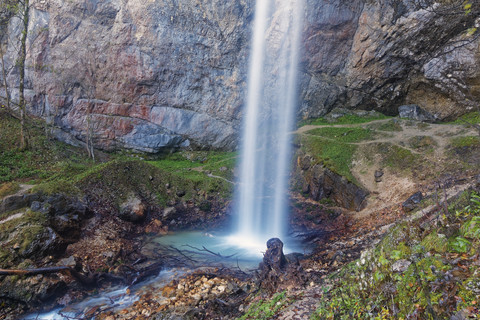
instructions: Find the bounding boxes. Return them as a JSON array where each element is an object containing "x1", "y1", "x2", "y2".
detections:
[{"x1": 230, "y1": 0, "x2": 304, "y2": 249}]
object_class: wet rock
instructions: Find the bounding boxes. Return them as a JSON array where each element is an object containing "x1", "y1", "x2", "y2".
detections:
[
  {"x1": 39, "y1": 194, "x2": 89, "y2": 240},
  {"x1": 398, "y1": 105, "x2": 437, "y2": 122},
  {"x1": 402, "y1": 191, "x2": 423, "y2": 212},
  {"x1": 118, "y1": 196, "x2": 146, "y2": 222}
]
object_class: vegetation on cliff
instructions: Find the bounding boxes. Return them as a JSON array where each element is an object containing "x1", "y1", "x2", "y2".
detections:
[{"x1": 311, "y1": 190, "x2": 480, "y2": 319}]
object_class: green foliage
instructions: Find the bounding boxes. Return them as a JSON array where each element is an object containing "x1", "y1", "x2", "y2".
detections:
[
  {"x1": 301, "y1": 112, "x2": 390, "y2": 126},
  {"x1": 312, "y1": 191, "x2": 480, "y2": 319},
  {"x1": 449, "y1": 136, "x2": 480, "y2": 148},
  {"x1": 368, "y1": 119, "x2": 403, "y2": 132},
  {"x1": 305, "y1": 127, "x2": 375, "y2": 143},
  {"x1": 448, "y1": 236, "x2": 472, "y2": 253},
  {"x1": 381, "y1": 144, "x2": 419, "y2": 170},
  {"x1": 448, "y1": 111, "x2": 480, "y2": 125},
  {"x1": 299, "y1": 135, "x2": 358, "y2": 183},
  {"x1": 461, "y1": 216, "x2": 480, "y2": 239},
  {"x1": 238, "y1": 291, "x2": 290, "y2": 320},
  {"x1": 0, "y1": 110, "x2": 94, "y2": 183},
  {"x1": 0, "y1": 181, "x2": 20, "y2": 198}
]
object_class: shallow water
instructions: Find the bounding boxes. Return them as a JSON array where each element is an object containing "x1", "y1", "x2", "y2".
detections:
[
  {"x1": 153, "y1": 231, "x2": 308, "y2": 269},
  {"x1": 22, "y1": 269, "x2": 182, "y2": 320},
  {"x1": 24, "y1": 231, "x2": 309, "y2": 320}
]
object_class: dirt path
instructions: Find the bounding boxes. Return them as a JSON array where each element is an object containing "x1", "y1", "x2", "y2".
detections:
[
  {"x1": 271, "y1": 119, "x2": 479, "y2": 319},
  {"x1": 297, "y1": 119, "x2": 478, "y2": 217}
]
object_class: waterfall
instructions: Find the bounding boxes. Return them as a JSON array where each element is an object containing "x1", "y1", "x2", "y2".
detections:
[{"x1": 230, "y1": 0, "x2": 304, "y2": 250}]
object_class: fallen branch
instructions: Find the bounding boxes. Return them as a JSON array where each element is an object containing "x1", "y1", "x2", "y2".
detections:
[
  {"x1": 0, "y1": 266, "x2": 122, "y2": 287},
  {"x1": 183, "y1": 244, "x2": 238, "y2": 259},
  {"x1": 0, "y1": 266, "x2": 70, "y2": 276}
]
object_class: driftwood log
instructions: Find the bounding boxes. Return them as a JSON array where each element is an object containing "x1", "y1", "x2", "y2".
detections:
[{"x1": 0, "y1": 266, "x2": 121, "y2": 287}]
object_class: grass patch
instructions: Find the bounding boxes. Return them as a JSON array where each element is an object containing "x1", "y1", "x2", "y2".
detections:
[
  {"x1": 380, "y1": 144, "x2": 419, "y2": 171},
  {"x1": 299, "y1": 135, "x2": 358, "y2": 183},
  {"x1": 368, "y1": 119, "x2": 403, "y2": 132},
  {"x1": 305, "y1": 127, "x2": 375, "y2": 143},
  {"x1": 301, "y1": 112, "x2": 390, "y2": 126},
  {"x1": 449, "y1": 136, "x2": 480, "y2": 148},
  {"x1": 312, "y1": 191, "x2": 480, "y2": 319},
  {"x1": 448, "y1": 111, "x2": 480, "y2": 125},
  {"x1": 0, "y1": 110, "x2": 95, "y2": 184},
  {"x1": 148, "y1": 151, "x2": 237, "y2": 182},
  {"x1": 408, "y1": 136, "x2": 437, "y2": 151},
  {"x1": 238, "y1": 291, "x2": 291, "y2": 320},
  {"x1": 0, "y1": 182, "x2": 20, "y2": 198}
]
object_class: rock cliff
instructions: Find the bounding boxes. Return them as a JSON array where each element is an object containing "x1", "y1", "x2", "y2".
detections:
[{"x1": 1, "y1": 0, "x2": 479, "y2": 151}]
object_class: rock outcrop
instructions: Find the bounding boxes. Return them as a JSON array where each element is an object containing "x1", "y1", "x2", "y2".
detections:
[
  {"x1": 293, "y1": 152, "x2": 369, "y2": 211},
  {"x1": 1, "y1": 0, "x2": 479, "y2": 151}
]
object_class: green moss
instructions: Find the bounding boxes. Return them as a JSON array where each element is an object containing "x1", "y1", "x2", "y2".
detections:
[
  {"x1": 448, "y1": 111, "x2": 480, "y2": 125},
  {"x1": 369, "y1": 119, "x2": 404, "y2": 132},
  {"x1": 0, "y1": 110, "x2": 96, "y2": 184},
  {"x1": 238, "y1": 291, "x2": 291, "y2": 320},
  {"x1": 0, "y1": 209, "x2": 48, "y2": 266},
  {"x1": 301, "y1": 112, "x2": 390, "y2": 126},
  {"x1": 305, "y1": 127, "x2": 375, "y2": 143},
  {"x1": 299, "y1": 135, "x2": 358, "y2": 183},
  {"x1": 421, "y1": 231, "x2": 448, "y2": 253},
  {"x1": 381, "y1": 144, "x2": 419, "y2": 171},
  {"x1": 449, "y1": 136, "x2": 480, "y2": 148},
  {"x1": 408, "y1": 136, "x2": 437, "y2": 151},
  {"x1": 0, "y1": 181, "x2": 20, "y2": 198}
]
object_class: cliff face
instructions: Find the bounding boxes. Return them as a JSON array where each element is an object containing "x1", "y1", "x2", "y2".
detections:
[
  {"x1": 3, "y1": 0, "x2": 252, "y2": 151},
  {"x1": 300, "y1": 0, "x2": 480, "y2": 120},
  {"x1": 2, "y1": 0, "x2": 479, "y2": 151}
]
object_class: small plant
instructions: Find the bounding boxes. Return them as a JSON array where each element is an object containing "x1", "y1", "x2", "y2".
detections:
[
  {"x1": 448, "y1": 236, "x2": 471, "y2": 254},
  {"x1": 238, "y1": 291, "x2": 290, "y2": 320}
]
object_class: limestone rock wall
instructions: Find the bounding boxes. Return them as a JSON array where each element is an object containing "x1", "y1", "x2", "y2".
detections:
[
  {"x1": 2, "y1": 0, "x2": 252, "y2": 151},
  {"x1": 2, "y1": 0, "x2": 480, "y2": 151}
]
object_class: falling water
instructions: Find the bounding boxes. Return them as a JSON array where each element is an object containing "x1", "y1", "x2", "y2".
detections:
[{"x1": 230, "y1": 0, "x2": 304, "y2": 250}]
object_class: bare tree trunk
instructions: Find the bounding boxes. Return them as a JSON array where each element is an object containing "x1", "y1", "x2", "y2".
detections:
[
  {"x1": 18, "y1": 0, "x2": 29, "y2": 150},
  {"x1": 0, "y1": 46, "x2": 10, "y2": 111}
]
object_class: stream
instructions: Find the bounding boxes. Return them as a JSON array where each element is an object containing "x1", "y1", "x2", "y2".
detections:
[{"x1": 23, "y1": 231, "x2": 308, "y2": 320}]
